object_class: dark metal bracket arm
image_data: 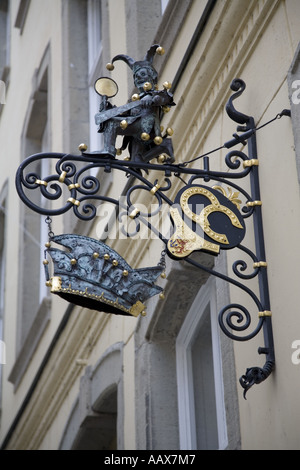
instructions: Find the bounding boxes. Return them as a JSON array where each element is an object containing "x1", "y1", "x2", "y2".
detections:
[{"x1": 15, "y1": 78, "x2": 290, "y2": 397}]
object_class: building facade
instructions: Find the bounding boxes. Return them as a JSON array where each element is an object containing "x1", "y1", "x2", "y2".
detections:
[{"x1": 0, "y1": 0, "x2": 300, "y2": 450}]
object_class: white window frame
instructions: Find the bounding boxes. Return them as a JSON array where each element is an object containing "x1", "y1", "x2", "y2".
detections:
[
  {"x1": 87, "y1": 0, "x2": 103, "y2": 153},
  {"x1": 0, "y1": 185, "x2": 7, "y2": 410},
  {"x1": 176, "y1": 277, "x2": 228, "y2": 450}
]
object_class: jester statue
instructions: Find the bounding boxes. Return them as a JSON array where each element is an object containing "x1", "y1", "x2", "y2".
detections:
[{"x1": 94, "y1": 44, "x2": 176, "y2": 164}]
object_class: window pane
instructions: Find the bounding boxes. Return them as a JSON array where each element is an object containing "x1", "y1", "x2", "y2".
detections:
[{"x1": 191, "y1": 306, "x2": 218, "y2": 449}]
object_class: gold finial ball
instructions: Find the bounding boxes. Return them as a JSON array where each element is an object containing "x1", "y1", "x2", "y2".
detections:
[
  {"x1": 45, "y1": 242, "x2": 51, "y2": 248},
  {"x1": 106, "y1": 62, "x2": 114, "y2": 71},
  {"x1": 78, "y1": 143, "x2": 88, "y2": 152},
  {"x1": 141, "y1": 310, "x2": 147, "y2": 317},
  {"x1": 141, "y1": 132, "x2": 150, "y2": 141},
  {"x1": 143, "y1": 82, "x2": 152, "y2": 91},
  {"x1": 131, "y1": 93, "x2": 140, "y2": 101},
  {"x1": 123, "y1": 270, "x2": 129, "y2": 277},
  {"x1": 104, "y1": 254, "x2": 110, "y2": 260},
  {"x1": 160, "y1": 272, "x2": 166, "y2": 279},
  {"x1": 158, "y1": 154, "x2": 166, "y2": 163},
  {"x1": 163, "y1": 81, "x2": 172, "y2": 90},
  {"x1": 166, "y1": 127, "x2": 174, "y2": 136},
  {"x1": 120, "y1": 120, "x2": 128, "y2": 130},
  {"x1": 156, "y1": 46, "x2": 165, "y2": 56},
  {"x1": 116, "y1": 148, "x2": 122, "y2": 156},
  {"x1": 93, "y1": 252, "x2": 99, "y2": 259},
  {"x1": 154, "y1": 136, "x2": 163, "y2": 145},
  {"x1": 43, "y1": 259, "x2": 49, "y2": 265},
  {"x1": 70, "y1": 258, "x2": 77, "y2": 265},
  {"x1": 112, "y1": 259, "x2": 119, "y2": 266},
  {"x1": 162, "y1": 106, "x2": 170, "y2": 113},
  {"x1": 159, "y1": 292, "x2": 165, "y2": 300}
]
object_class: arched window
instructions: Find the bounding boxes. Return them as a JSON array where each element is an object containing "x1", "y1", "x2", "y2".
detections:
[{"x1": 59, "y1": 343, "x2": 124, "y2": 450}]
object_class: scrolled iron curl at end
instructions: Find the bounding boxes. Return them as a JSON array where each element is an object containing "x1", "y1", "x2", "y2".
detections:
[{"x1": 218, "y1": 303, "x2": 264, "y2": 342}]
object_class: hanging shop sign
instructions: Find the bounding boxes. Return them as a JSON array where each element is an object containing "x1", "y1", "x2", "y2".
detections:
[{"x1": 15, "y1": 45, "x2": 291, "y2": 397}]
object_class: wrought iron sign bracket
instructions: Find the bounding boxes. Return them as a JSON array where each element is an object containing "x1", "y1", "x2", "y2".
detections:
[{"x1": 16, "y1": 50, "x2": 290, "y2": 398}]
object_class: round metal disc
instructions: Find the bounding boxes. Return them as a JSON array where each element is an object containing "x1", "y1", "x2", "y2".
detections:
[{"x1": 94, "y1": 77, "x2": 118, "y2": 97}]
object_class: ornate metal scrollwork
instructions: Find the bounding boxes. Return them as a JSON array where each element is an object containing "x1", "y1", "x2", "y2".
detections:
[{"x1": 15, "y1": 77, "x2": 290, "y2": 397}]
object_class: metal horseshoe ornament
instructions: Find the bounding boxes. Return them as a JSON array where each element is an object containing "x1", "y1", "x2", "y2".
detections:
[{"x1": 167, "y1": 184, "x2": 246, "y2": 259}]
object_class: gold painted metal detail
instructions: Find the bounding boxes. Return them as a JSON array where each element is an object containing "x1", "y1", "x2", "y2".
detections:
[
  {"x1": 253, "y1": 261, "x2": 267, "y2": 268},
  {"x1": 78, "y1": 143, "x2": 88, "y2": 152},
  {"x1": 247, "y1": 200, "x2": 262, "y2": 207},
  {"x1": 167, "y1": 207, "x2": 220, "y2": 258},
  {"x1": 154, "y1": 136, "x2": 163, "y2": 145},
  {"x1": 104, "y1": 254, "x2": 110, "y2": 260},
  {"x1": 163, "y1": 81, "x2": 172, "y2": 90},
  {"x1": 93, "y1": 252, "x2": 100, "y2": 259},
  {"x1": 213, "y1": 185, "x2": 242, "y2": 210},
  {"x1": 132, "y1": 93, "x2": 140, "y2": 101},
  {"x1": 141, "y1": 132, "x2": 150, "y2": 141},
  {"x1": 68, "y1": 183, "x2": 80, "y2": 191},
  {"x1": 120, "y1": 119, "x2": 128, "y2": 130},
  {"x1": 243, "y1": 159, "x2": 259, "y2": 168},
  {"x1": 70, "y1": 258, "x2": 77, "y2": 265},
  {"x1": 130, "y1": 300, "x2": 146, "y2": 317},
  {"x1": 156, "y1": 46, "x2": 165, "y2": 55},
  {"x1": 59, "y1": 171, "x2": 67, "y2": 183},
  {"x1": 129, "y1": 208, "x2": 140, "y2": 219},
  {"x1": 35, "y1": 179, "x2": 48, "y2": 187},
  {"x1": 67, "y1": 197, "x2": 80, "y2": 206},
  {"x1": 157, "y1": 154, "x2": 166, "y2": 163},
  {"x1": 150, "y1": 183, "x2": 161, "y2": 195},
  {"x1": 50, "y1": 276, "x2": 62, "y2": 292},
  {"x1": 180, "y1": 186, "x2": 243, "y2": 244},
  {"x1": 143, "y1": 82, "x2": 152, "y2": 91},
  {"x1": 258, "y1": 310, "x2": 272, "y2": 317}
]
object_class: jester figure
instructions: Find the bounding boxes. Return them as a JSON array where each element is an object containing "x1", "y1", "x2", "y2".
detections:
[{"x1": 94, "y1": 45, "x2": 176, "y2": 164}]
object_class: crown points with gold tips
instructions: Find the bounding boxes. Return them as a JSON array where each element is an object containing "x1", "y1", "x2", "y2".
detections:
[{"x1": 45, "y1": 234, "x2": 164, "y2": 317}]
